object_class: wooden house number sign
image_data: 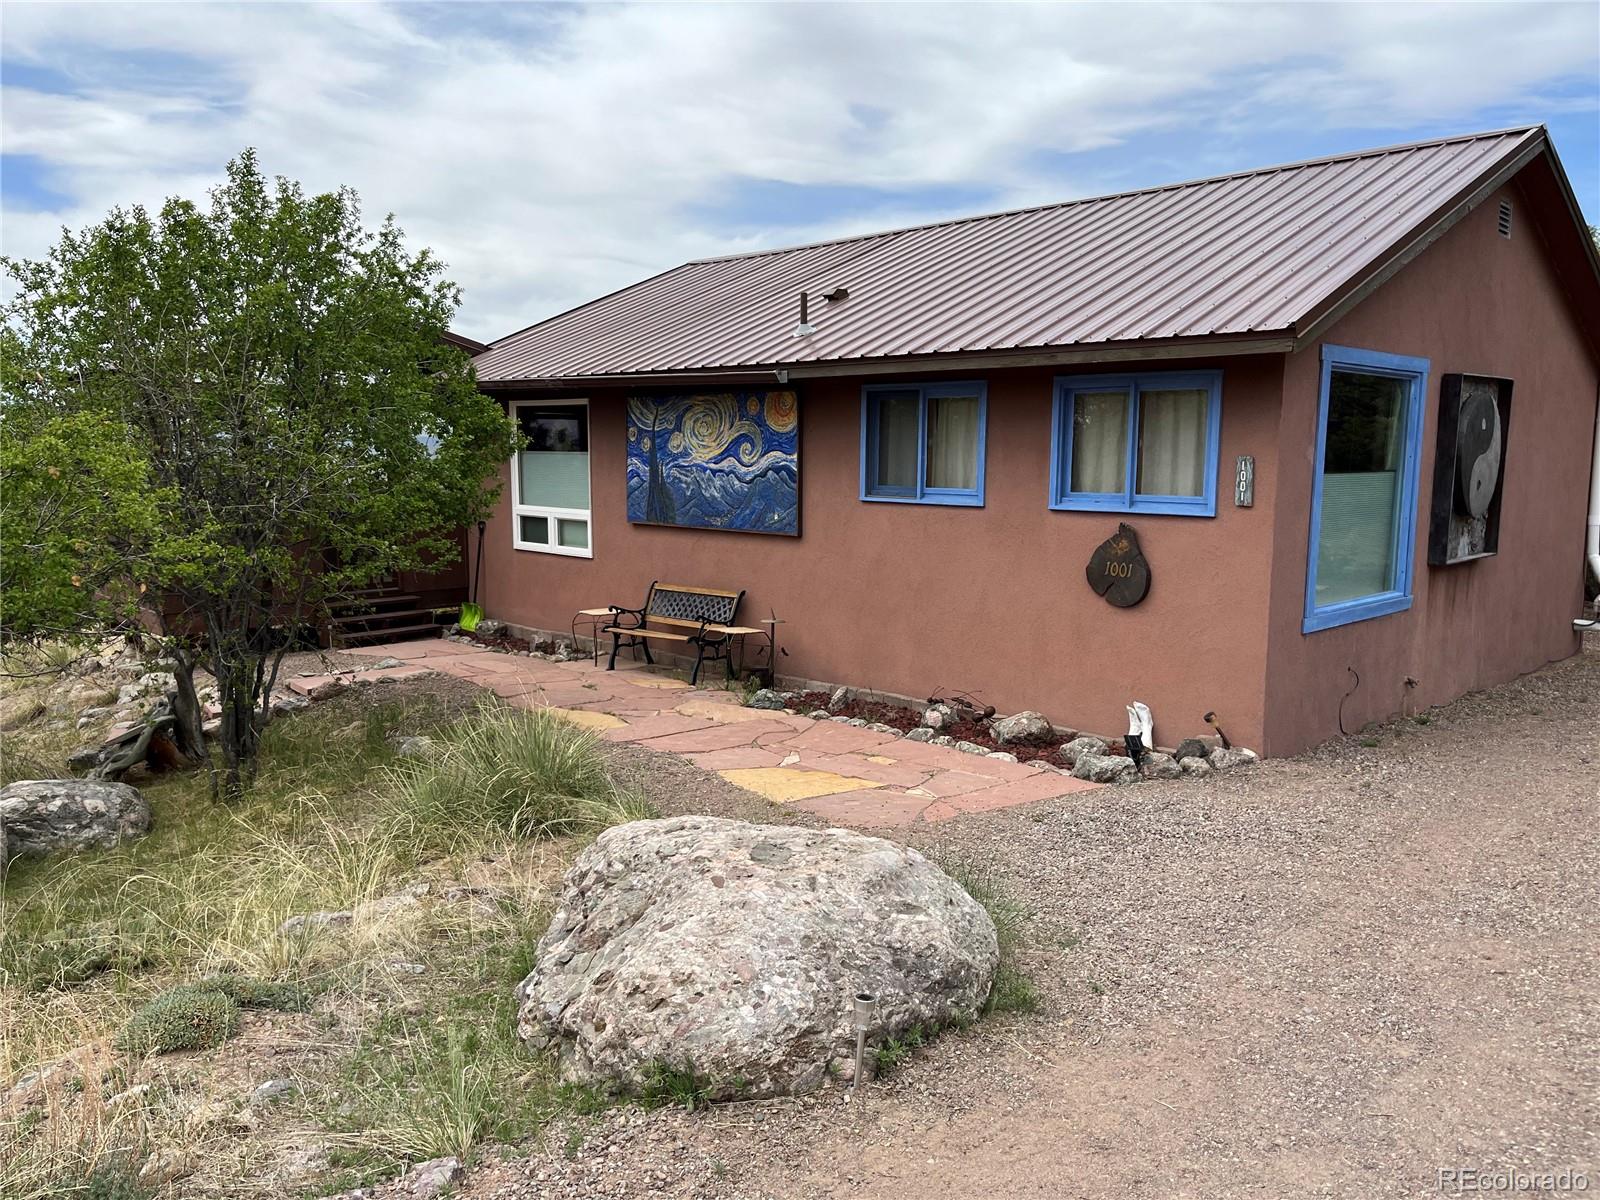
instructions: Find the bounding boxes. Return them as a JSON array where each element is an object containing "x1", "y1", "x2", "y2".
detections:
[{"x1": 1086, "y1": 523, "x2": 1152, "y2": 608}]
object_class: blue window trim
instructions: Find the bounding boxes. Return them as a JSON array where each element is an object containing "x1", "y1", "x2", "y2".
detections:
[
  {"x1": 1302, "y1": 344, "x2": 1430, "y2": 634},
  {"x1": 860, "y1": 381, "x2": 987, "y2": 507},
  {"x1": 1048, "y1": 370, "x2": 1223, "y2": 517}
]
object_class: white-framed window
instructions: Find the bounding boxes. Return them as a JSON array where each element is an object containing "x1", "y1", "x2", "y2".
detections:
[{"x1": 511, "y1": 400, "x2": 592, "y2": 557}]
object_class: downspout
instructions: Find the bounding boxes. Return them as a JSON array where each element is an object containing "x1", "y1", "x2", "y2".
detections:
[{"x1": 1579, "y1": 383, "x2": 1600, "y2": 631}]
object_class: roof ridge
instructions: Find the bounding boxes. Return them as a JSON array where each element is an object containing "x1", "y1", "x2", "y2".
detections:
[{"x1": 684, "y1": 125, "x2": 1543, "y2": 267}]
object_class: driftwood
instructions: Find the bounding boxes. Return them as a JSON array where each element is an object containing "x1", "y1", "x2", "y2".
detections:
[{"x1": 88, "y1": 699, "x2": 185, "y2": 782}]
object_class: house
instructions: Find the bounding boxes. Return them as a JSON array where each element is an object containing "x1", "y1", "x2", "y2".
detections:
[{"x1": 464, "y1": 126, "x2": 1600, "y2": 757}]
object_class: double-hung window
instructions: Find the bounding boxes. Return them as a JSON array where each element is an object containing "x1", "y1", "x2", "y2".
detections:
[
  {"x1": 861, "y1": 381, "x2": 987, "y2": 506},
  {"x1": 511, "y1": 400, "x2": 592, "y2": 557},
  {"x1": 1303, "y1": 345, "x2": 1428, "y2": 633},
  {"x1": 1050, "y1": 371, "x2": 1222, "y2": 516}
]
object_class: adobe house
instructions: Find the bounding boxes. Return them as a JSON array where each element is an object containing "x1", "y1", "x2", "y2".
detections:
[{"x1": 465, "y1": 126, "x2": 1600, "y2": 757}]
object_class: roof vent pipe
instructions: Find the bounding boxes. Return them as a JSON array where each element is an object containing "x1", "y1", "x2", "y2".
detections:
[{"x1": 791, "y1": 290, "x2": 815, "y2": 338}]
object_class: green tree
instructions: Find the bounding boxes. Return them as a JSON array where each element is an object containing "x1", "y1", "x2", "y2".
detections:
[{"x1": 1, "y1": 151, "x2": 514, "y2": 798}]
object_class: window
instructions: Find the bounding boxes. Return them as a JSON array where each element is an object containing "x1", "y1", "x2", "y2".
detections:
[
  {"x1": 1303, "y1": 345, "x2": 1429, "y2": 633},
  {"x1": 511, "y1": 400, "x2": 592, "y2": 557},
  {"x1": 860, "y1": 381, "x2": 987, "y2": 506},
  {"x1": 1050, "y1": 371, "x2": 1222, "y2": 515}
]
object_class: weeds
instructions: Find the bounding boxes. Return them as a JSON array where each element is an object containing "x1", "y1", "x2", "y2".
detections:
[
  {"x1": 942, "y1": 860, "x2": 1038, "y2": 1015},
  {"x1": 639, "y1": 1061, "x2": 715, "y2": 1112}
]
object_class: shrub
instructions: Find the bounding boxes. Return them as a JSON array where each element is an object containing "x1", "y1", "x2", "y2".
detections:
[
  {"x1": 115, "y1": 985, "x2": 240, "y2": 1055},
  {"x1": 381, "y1": 706, "x2": 654, "y2": 848},
  {"x1": 206, "y1": 974, "x2": 314, "y2": 1013}
]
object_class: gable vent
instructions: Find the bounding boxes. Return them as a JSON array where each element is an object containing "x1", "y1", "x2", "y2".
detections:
[{"x1": 1497, "y1": 199, "x2": 1513, "y2": 238}]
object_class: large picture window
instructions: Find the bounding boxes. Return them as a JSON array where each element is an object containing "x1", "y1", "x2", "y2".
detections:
[
  {"x1": 511, "y1": 400, "x2": 592, "y2": 557},
  {"x1": 1303, "y1": 346, "x2": 1429, "y2": 633},
  {"x1": 1050, "y1": 371, "x2": 1222, "y2": 516},
  {"x1": 860, "y1": 381, "x2": 987, "y2": 506}
]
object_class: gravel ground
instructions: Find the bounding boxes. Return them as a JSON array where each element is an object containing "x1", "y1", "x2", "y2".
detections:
[{"x1": 446, "y1": 644, "x2": 1599, "y2": 1200}]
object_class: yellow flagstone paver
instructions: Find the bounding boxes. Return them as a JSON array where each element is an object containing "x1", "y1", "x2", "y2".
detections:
[
  {"x1": 619, "y1": 674, "x2": 693, "y2": 690},
  {"x1": 673, "y1": 698, "x2": 788, "y2": 724},
  {"x1": 718, "y1": 767, "x2": 884, "y2": 803},
  {"x1": 864, "y1": 754, "x2": 897, "y2": 764},
  {"x1": 545, "y1": 708, "x2": 628, "y2": 731}
]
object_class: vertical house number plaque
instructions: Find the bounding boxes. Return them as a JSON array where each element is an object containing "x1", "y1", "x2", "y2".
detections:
[
  {"x1": 1234, "y1": 456, "x2": 1255, "y2": 507},
  {"x1": 1086, "y1": 522, "x2": 1152, "y2": 608}
]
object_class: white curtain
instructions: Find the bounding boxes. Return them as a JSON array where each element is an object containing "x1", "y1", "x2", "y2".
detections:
[
  {"x1": 1136, "y1": 388, "x2": 1208, "y2": 497},
  {"x1": 875, "y1": 390, "x2": 920, "y2": 489},
  {"x1": 1070, "y1": 390, "x2": 1129, "y2": 493},
  {"x1": 926, "y1": 394, "x2": 980, "y2": 490}
]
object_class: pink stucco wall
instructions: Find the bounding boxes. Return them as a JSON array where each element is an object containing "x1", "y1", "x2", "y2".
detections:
[
  {"x1": 1261, "y1": 173, "x2": 1598, "y2": 754},
  {"x1": 479, "y1": 355, "x2": 1286, "y2": 752}
]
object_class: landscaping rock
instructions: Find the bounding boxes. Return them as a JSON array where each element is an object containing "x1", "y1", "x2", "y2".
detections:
[
  {"x1": 517, "y1": 815, "x2": 998, "y2": 1099},
  {"x1": 369, "y1": 656, "x2": 404, "y2": 670},
  {"x1": 1140, "y1": 751, "x2": 1182, "y2": 780},
  {"x1": 904, "y1": 727, "x2": 934, "y2": 743},
  {"x1": 990, "y1": 710, "x2": 1052, "y2": 745},
  {"x1": 827, "y1": 686, "x2": 850, "y2": 713},
  {"x1": 475, "y1": 620, "x2": 506, "y2": 639},
  {"x1": 1058, "y1": 735, "x2": 1109, "y2": 766},
  {"x1": 1071, "y1": 752, "x2": 1137, "y2": 784},
  {"x1": 271, "y1": 692, "x2": 312, "y2": 715},
  {"x1": 66, "y1": 744, "x2": 104, "y2": 772},
  {"x1": 953, "y1": 740, "x2": 987, "y2": 755},
  {"x1": 745, "y1": 688, "x2": 787, "y2": 711},
  {"x1": 921, "y1": 702, "x2": 957, "y2": 731},
  {"x1": 1173, "y1": 737, "x2": 1211, "y2": 762},
  {"x1": 407, "y1": 1156, "x2": 463, "y2": 1197},
  {"x1": 1209, "y1": 747, "x2": 1259, "y2": 771},
  {"x1": 985, "y1": 750, "x2": 1019, "y2": 763},
  {"x1": 249, "y1": 1078, "x2": 297, "y2": 1107},
  {"x1": 931, "y1": 735, "x2": 956, "y2": 747},
  {"x1": 1180, "y1": 756, "x2": 1215, "y2": 778},
  {"x1": 0, "y1": 779, "x2": 151, "y2": 860},
  {"x1": 390, "y1": 735, "x2": 436, "y2": 759}
]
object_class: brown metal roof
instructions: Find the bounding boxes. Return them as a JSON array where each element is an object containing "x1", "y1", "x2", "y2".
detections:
[{"x1": 474, "y1": 127, "x2": 1550, "y2": 383}]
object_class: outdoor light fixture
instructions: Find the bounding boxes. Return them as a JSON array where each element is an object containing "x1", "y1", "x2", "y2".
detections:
[{"x1": 851, "y1": 990, "x2": 878, "y2": 1106}]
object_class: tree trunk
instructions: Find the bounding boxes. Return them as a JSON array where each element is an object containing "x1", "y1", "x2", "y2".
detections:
[{"x1": 169, "y1": 650, "x2": 207, "y2": 762}]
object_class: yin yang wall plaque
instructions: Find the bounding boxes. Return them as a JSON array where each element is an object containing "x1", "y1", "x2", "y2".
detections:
[
  {"x1": 1427, "y1": 374, "x2": 1512, "y2": 566},
  {"x1": 1087, "y1": 522, "x2": 1151, "y2": 607}
]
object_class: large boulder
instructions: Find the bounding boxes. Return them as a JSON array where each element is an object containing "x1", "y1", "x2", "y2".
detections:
[
  {"x1": 0, "y1": 779, "x2": 151, "y2": 860},
  {"x1": 517, "y1": 816, "x2": 998, "y2": 1099}
]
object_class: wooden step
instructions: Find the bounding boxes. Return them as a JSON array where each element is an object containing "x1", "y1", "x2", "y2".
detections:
[
  {"x1": 329, "y1": 606, "x2": 439, "y2": 628},
  {"x1": 335, "y1": 622, "x2": 444, "y2": 646}
]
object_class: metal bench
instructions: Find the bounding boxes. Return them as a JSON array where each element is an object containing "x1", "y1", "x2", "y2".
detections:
[{"x1": 602, "y1": 581, "x2": 753, "y2": 685}]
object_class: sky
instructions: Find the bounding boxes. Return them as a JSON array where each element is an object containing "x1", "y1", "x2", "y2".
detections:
[{"x1": 2, "y1": 1, "x2": 1597, "y2": 343}]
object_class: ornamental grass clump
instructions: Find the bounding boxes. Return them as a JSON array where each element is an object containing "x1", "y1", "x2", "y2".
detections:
[
  {"x1": 380, "y1": 706, "x2": 654, "y2": 848},
  {"x1": 115, "y1": 985, "x2": 240, "y2": 1055}
]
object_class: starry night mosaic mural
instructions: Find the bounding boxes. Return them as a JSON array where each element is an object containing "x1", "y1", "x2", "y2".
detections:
[{"x1": 625, "y1": 390, "x2": 799, "y2": 535}]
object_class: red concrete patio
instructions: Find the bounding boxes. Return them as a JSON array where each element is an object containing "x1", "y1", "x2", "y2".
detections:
[{"x1": 311, "y1": 639, "x2": 1100, "y2": 828}]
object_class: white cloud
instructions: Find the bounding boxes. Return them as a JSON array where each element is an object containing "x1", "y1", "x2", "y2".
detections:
[{"x1": 2, "y1": 1, "x2": 1595, "y2": 340}]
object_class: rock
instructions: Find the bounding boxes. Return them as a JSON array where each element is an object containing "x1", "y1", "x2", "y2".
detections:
[
  {"x1": 66, "y1": 744, "x2": 104, "y2": 772},
  {"x1": 407, "y1": 1156, "x2": 463, "y2": 1198},
  {"x1": 953, "y1": 740, "x2": 987, "y2": 755},
  {"x1": 278, "y1": 1140, "x2": 330, "y2": 1181},
  {"x1": 271, "y1": 692, "x2": 312, "y2": 715},
  {"x1": 1208, "y1": 747, "x2": 1259, "y2": 770},
  {"x1": 301, "y1": 677, "x2": 349, "y2": 702},
  {"x1": 921, "y1": 703, "x2": 957, "y2": 731},
  {"x1": 138, "y1": 1146, "x2": 197, "y2": 1187},
  {"x1": 0, "y1": 780, "x2": 151, "y2": 859},
  {"x1": 1180, "y1": 757, "x2": 1214, "y2": 778},
  {"x1": 985, "y1": 750, "x2": 1019, "y2": 762},
  {"x1": 806, "y1": 710, "x2": 828, "y2": 720},
  {"x1": 827, "y1": 686, "x2": 850, "y2": 713},
  {"x1": 865, "y1": 722, "x2": 898, "y2": 735},
  {"x1": 1139, "y1": 752, "x2": 1182, "y2": 780},
  {"x1": 1071, "y1": 752, "x2": 1137, "y2": 783},
  {"x1": 744, "y1": 688, "x2": 787, "y2": 711},
  {"x1": 369, "y1": 656, "x2": 404, "y2": 670},
  {"x1": 844, "y1": 717, "x2": 866, "y2": 727},
  {"x1": 249, "y1": 1078, "x2": 297, "y2": 1107},
  {"x1": 931, "y1": 735, "x2": 956, "y2": 747},
  {"x1": 1173, "y1": 737, "x2": 1211, "y2": 761},
  {"x1": 518, "y1": 816, "x2": 998, "y2": 1099},
  {"x1": 475, "y1": 620, "x2": 506, "y2": 639},
  {"x1": 904, "y1": 727, "x2": 934, "y2": 743},
  {"x1": 277, "y1": 910, "x2": 353, "y2": 937},
  {"x1": 390, "y1": 735, "x2": 436, "y2": 759},
  {"x1": 989, "y1": 710, "x2": 1052, "y2": 745},
  {"x1": 1058, "y1": 735, "x2": 1109, "y2": 767},
  {"x1": 385, "y1": 961, "x2": 427, "y2": 975},
  {"x1": 107, "y1": 1082, "x2": 152, "y2": 1108}
]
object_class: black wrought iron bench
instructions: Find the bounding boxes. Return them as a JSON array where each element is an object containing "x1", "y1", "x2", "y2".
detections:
[{"x1": 601, "y1": 581, "x2": 755, "y2": 685}]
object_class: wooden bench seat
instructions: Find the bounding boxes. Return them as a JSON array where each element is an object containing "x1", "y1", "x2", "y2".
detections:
[{"x1": 599, "y1": 582, "x2": 748, "y2": 685}]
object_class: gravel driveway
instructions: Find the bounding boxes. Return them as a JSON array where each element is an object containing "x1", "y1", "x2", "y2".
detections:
[{"x1": 461, "y1": 643, "x2": 1599, "y2": 1200}]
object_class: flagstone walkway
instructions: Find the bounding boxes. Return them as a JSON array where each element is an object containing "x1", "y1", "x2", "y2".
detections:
[{"x1": 312, "y1": 638, "x2": 1099, "y2": 828}]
